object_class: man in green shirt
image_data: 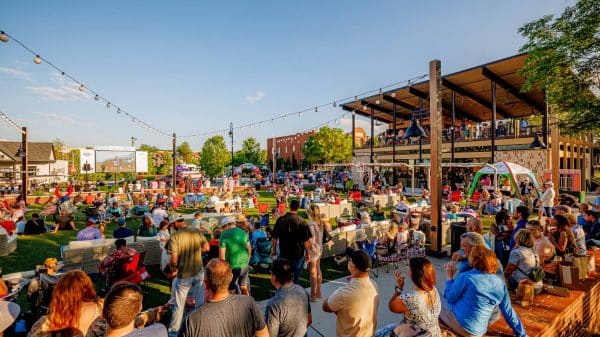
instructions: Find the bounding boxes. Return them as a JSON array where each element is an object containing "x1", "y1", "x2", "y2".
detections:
[
  {"x1": 219, "y1": 216, "x2": 252, "y2": 296},
  {"x1": 167, "y1": 215, "x2": 209, "y2": 336}
]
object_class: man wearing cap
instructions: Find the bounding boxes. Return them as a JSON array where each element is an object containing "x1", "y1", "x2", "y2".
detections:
[
  {"x1": 113, "y1": 217, "x2": 133, "y2": 239},
  {"x1": 323, "y1": 250, "x2": 379, "y2": 337},
  {"x1": 271, "y1": 199, "x2": 312, "y2": 285},
  {"x1": 167, "y1": 214, "x2": 210, "y2": 336},
  {"x1": 77, "y1": 219, "x2": 104, "y2": 241},
  {"x1": 541, "y1": 181, "x2": 556, "y2": 217},
  {"x1": 219, "y1": 216, "x2": 251, "y2": 295}
]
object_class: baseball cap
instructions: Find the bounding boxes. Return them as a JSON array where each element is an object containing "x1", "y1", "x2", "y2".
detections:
[
  {"x1": 117, "y1": 218, "x2": 126, "y2": 226},
  {"x1": 0, "y1": 301, "x2": 20, "y2": 332},
  {"x1": 221, "y1": 216, "x2": 236, "y2": 227},
  {"x1": 350, "y1": 250, "x2": 371, "y2": 272}
]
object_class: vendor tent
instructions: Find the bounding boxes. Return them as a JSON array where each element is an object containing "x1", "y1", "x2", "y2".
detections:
[{"x1": 468, "y1": 161, "x2": 540, "y2": 198}]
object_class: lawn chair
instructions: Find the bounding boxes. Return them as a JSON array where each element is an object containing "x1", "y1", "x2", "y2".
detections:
[
  {"x1": 184, "y1": 193, "x2": 197, "y2": 208},
  {"x1": 172, "y1": 196, "x2": 183, "y2": 210},
  {"x1": 257, "y1": 203, "x2": 269, "y2": 214},
  {"x1": 277, "y1": 203, "x2": 286, "y2": 216},
  {"x1": 110, "y1": 251, "x2": 150, "y2": 286}
]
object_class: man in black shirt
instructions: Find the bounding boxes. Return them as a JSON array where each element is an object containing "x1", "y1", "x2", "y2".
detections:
[
  {"x1": 271, "y1": 199, "x2": 312, "y2": 284},
  {"x1": 23, "y1": 213, "x2": 46, "y2": 235}
]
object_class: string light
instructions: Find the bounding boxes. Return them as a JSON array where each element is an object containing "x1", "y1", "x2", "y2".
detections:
[
  {"x1": 0, "y1": 111, "x2": 25, "y2": 134},
  {"x1": 0, "y1": 29, "x2": 171, "y2": 137}
]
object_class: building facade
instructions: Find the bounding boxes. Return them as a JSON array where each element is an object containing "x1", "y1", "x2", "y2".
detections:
[{"x1": 266, "y1": 131, "x2": 316, "y2": 168}]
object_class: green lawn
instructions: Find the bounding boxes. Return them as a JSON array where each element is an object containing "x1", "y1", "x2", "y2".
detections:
[{"x1": 0, "y1": 191, "x2": 350, "y2": 309}]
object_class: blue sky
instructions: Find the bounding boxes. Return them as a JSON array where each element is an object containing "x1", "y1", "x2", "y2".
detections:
[{"x1": 0, "y1": 1, "x2": 569, "y2": 150}]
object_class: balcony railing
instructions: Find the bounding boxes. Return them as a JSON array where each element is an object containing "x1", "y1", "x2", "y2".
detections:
[{"x1": 356, "y1": 118, "x2": 547, "y2": 150}]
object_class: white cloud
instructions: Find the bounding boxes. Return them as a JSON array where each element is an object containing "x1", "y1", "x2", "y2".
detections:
[
  {"x1": 31, "y1": 112, "x2": 92, "y2": 128},
  {"x1": 0, "y1": 67, "x2": 33, "y2": 81},
  {"x1": 245, "y1": 91, "x2": 266, "y2": 104},
  {"x1": 26, "y1": 84, "x2": 89, "y2": 102}
]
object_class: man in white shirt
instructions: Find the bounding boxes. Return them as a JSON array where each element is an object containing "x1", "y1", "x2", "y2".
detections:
[
  {"x1": 152, "y1": 204, "x2": 169, "y2": 228},
  {"x1": 323, "y1": 250, "x2": 379, "y2": 337},
  {"x1": 209, "y1": 194, "x2": 220, "y2": 205}
]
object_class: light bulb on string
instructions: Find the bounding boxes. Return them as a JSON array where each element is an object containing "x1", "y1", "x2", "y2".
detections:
[
  {"x1": 299, "y1": 112, "x2": 303, "y2": 117},
  {"x1": 391, "y1": 92, "x2": 396, "y2": 97},
  {"x1": 333, "y1": 101, "x2": 337, "y2": 107},
  {"x1": 375, "y1": 100, "x2": 380, "y2": 105},
  {"x1": 363, "y1": 105, "x2": 367, "y2": 111},
  {"x1": 33, "y1": 55, "x2": 42, "y2": 64},
  {"x1": 315, "y1": 107, "x2": 318, "y2": 112},
  {"x1": 106, "y1": 102, "x2": 111, "y2": 108},
  {"x1": 79, "y1": 84, "x2": 85, "y2": 92},
  {"x1": 117, "y1": 108, "x2": 121, "y2": 114},
  {"x1": 283, "y1": 116, "x2": 287, "y2": 120},
  {"x1": 0, "y1": 31, "x2": 9, "y2": 43},
  {"x1": 94, "y1": 95, "x2": 99, "y2": 101}
]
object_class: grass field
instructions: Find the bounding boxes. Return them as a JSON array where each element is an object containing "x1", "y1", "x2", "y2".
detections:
[{"x1": 0, "y1": 191, "x2": 350, "y2": 309}]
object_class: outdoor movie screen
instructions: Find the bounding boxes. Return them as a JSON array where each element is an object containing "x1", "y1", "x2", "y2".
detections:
[{"x1": 95, "y1": 150, "x2": 136, "y2": 172}]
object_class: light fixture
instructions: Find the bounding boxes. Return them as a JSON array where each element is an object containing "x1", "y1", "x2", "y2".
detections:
[
  {"x1": 375, "y1": 100, "x2": 380, "y2": 105},
  {"x1": 0, "y1": 31, "x2": 9, "y2": 43},
  {"x1": 315, "y1": 107, "x2": 318, "y2": 112},
  {"x1": 333, "y1": 101, "x2": 337, "y2": 107},
  {"x1": 117, "y1": 108, "x2": 121, "y2": 113},
  {"x1": 79, "y1": 84, "x2": 85, "y2": 92},
  {"x1": 403, "y1": 115, "x2": 427, "y2": 142},
  {"x1": 283, "y1": 115, "x2": 287, "y2": 120},
  {"x1": 33, "y1": 55, "x2": 42, "y2": 64},
  {"x1": 363, "y1": 105, "x2": 367, "y2": 111},
  {"x1": 529, "y1": 133, "x2": 547, "y2": 149},
  {"x1": 94, "y1": 94, "x2": 99, "y2": 101},
  {"x1": 391, "y1": 92, "x2": 396, "y2": 97},
  {"x1": 106, "y1": 102, "x2": 111, "y2": 108},
  {"x1": 299, "y1": 112, "x2": 303, "y2": 117},
  {"x1": 14, "y1": 146, "x2": 26, "y2": 158}
]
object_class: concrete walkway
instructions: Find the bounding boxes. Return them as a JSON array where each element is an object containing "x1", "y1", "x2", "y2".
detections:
[{"x1": 258, "y1": 255, "x2": 452, "y2": 337}]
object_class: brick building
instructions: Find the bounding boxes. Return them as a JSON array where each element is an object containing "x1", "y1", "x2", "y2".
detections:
[{"x1": 266, "y1": 131, "x2": 316, "y2": 168}]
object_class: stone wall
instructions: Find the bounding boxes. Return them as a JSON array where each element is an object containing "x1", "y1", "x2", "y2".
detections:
[{"x1": 495, "y1": 149, "x2": 547, "y2": 182}]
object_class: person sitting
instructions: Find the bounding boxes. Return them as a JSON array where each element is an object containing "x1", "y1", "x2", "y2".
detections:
[
  {"x1": 152, "y1": 204, "x2": 169, "y2": 227},
  {"x1": 566, "y1": 213, "x2": 586, "y2": 256},
  {"x1": 14, "y1": 216, "x2": 26, "y2": 235},
  {"x1": 249, "y1": 221, "x2": 267, "y2": 250},
  {"x1": 578, "y1": 203, "x2": 593, "y2": 234},
  {"x1": 137, "y1": 215, "x2": 157, "y2": 238},
  {"x1": 52, "y1": 210, "x2": 77, "y2": 233},
  {"x1": 130, "y1": 200, "x2": 149, "y2": 218},
  {"x1": 407, "y1": 226, "x2": 427, "y2": 259},
  {"x1": 370, "y1": 204, "x2": 385, "y2": 221},
  {"x1": 100, "y1": 239, "x2": 138, "y2": 284},
  {"x1": 376, "y1": 257, "x2": 441, "y2": 337},
  {"x1": 221, "y1": 202, "x2": 231, "y2": 213},
  {"x1": 23, "y1": 213, "x2": 46, "y2": 235},
  {"x1": 583, "y1": 210, "x2": 600, "y2": 247},
  {"x1": 113, "y1": 218, "x2": 134, "y2": 239},
  {"x1": 108, "y1": 202, "x2": 124, "y2": 219},
  {"x1": 504, "y1": 229, "x2": 543, "y2": 294},
  {"x1": 29, "y1": 270, "x2": 103, "y2": 337},
  {"x1": 441, "y1": 246, "x2": 527, "y2": 337},
  {"x1": 93, "y1": 282, "x2": 168, "y2": 336},
  {"x1": 335, "y1": 230, "x2": 375, "y2": 264},
  {"x1": 484, "y1": 192, "x2": 502, "y2": 215},
  {"x1": 27, "y1": 258, "x2": 61, "y2": 317},
  {"x1": 77, "y1": 219, "x2": 104, "y2": 241},
  {"x1": 525, "y1": 220, "x2": 555, "y2": 266},
  {"x1": 548, "y1": 214, "x2": 577, "y2": 257},
  {"x1": 491, "y1": 210, "x2": 513, "y2": 266}
]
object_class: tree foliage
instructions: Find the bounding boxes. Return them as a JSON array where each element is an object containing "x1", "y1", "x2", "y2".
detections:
[
  {"x1": 200, "y1": 136, "x2": 229, "y2": 177},
  {"x1": 52, "y1": 138, "x2": 68, "y2": 160},
  {"x1": 176, "y1": 141, "x2": 196, "y2": 164},
  {"x1": 138, "y1": 144, "x2": 172, "y2": 175},
  {"x1": 303, "y1": 126, "x2": 352, "y2": 164},
  {"x1": 240, "y1": 137, "x2": 265, "y2": 165},
  {"x1": 518, "y1": 0, "x2": 600, "y2": 135}
]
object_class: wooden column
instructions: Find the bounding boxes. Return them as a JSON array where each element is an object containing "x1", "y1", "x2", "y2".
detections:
[
  {"x1": 551, "y1": 113, "x2": 560, "y2": 189},
  {"x1": 392, "y1": 104, "x2": 397, "y2": 185},
  {"x1": 21, "y1": 127, "x2": 28, "y2": 204},
  {"x1": 429, "y1": 60, "x2": 443, "y2": 254},
  {"x1": 370, "y1": 107, "x2": 374, "y2": 163},
  {"x1": 172, "y1": 133, "x2": 177, "y2": 192},
  {"x1": 491, "y1": 81, "x2": 497, "y2": 163},
  {"x1": 351, "y1": 112, "x2": 356, "y2": 155}
]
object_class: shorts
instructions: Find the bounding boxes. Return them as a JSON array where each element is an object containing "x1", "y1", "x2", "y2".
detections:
[{"x1": 229, "y1": 266, "x2": 250, "y2": 291}]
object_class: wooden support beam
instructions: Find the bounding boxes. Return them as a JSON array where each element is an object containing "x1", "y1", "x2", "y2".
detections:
[
  {"x1": 382, "y1": 94, "x2": 417, "y2": 114},
  {"x1": 481, "y1": 67, "x2": 544, "y2": 112},
  {"x1": 360, "y1": 100, "x2": 394, "y2": 122},
  {"x1": 409, "y1": 86, "x2": 483, "y2": 122},
  {"x1": 442, "y1": 78, "x2": 509, "y2": 118},
  {"x1": 429, "y1": 60, "x2": 443, "y2": 255}
]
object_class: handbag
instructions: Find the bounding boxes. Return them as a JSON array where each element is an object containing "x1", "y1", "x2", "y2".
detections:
[
  {"x1": 517, "y1": 250, "x2": 544, "y2": 282},
  {"x1": 564, "y1": 254, "x2": 588, "y2": 279}
]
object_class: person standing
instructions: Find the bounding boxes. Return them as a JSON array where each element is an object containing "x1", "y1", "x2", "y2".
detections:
[
  {"x1": 179, "y1": 259, "x2": 268, "y2": 337},
  {"x1": 541, "y1": 181, "x2": 556, "y2": 217},
  {"x1": 323, "y1": 250, "x2": 379, "y2": 337},
  {"x1": 167, "y1": 215, "x2": 210, "y2": 336},
  {"x1": 219, "y1": 216, "x2": 252, "y2": 296},
  {"x1": 271, "y1": 199, "x2": 312, "y2": 285},
  {"x1": 306, "y1": 204, "x2": 323, "y2": 301},
  {"x1": 265, "y1": 259, "x2": 312, "y2": 337}
]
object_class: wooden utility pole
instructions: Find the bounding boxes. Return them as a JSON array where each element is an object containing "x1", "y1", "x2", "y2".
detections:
[
  {"x1": 429, "y1": 60, "x2": 443, "y2": 254},
  {"x1": 172, "y1": 133, "x2": 177, "y2": 193},
  {"x1": 21, "y1": 127, "x2": 28, "y2": 204}
]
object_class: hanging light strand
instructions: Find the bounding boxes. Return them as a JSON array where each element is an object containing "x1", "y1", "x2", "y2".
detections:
[
  {"x1": 179, "y1": 73, "x2": 427, "y2": 139},
  {"x1": 0, "y1": 110, "x2": 25, "y2": 134},
  {"x1": 0, "y1": 29, "x2": 171, "y2": 137}
]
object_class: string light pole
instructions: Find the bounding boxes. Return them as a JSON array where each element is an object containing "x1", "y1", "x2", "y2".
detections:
[{"x1": 228, "y1": 122, "x2": 234, "y2": 177}]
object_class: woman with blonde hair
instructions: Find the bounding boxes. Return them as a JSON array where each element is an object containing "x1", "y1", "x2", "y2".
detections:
[
  {"x1": 28, "y1": 270, "x2": 103, "y2": 337},
  {"x1": 307, "y1": 204, "x2": 323, "y2": 301}
]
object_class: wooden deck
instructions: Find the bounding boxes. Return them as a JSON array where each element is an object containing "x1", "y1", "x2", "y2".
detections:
[{"x1": 485, "y1": 250, "x2": 600, "y2": 337}]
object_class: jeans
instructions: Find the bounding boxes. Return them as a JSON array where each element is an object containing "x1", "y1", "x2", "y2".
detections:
[
  {"x1": 168, "y1": 271, "x2": 205, "y2": 336},
  {"x1": 544, "y1": 206, "x2": 553, "y2": 217},
  {"x1": 288, "y1": 258, "x2": 304, "y2": 285}
]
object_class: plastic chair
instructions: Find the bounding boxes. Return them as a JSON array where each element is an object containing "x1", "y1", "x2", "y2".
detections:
[
  {"x1": 111, "y1": 251, "x2": 150, "y2": 286},
  {"x1": 258, "y1": 203, "x2": 269, "y2": 214},
  {"x1": 277, "y1": 203, "x2": 286, "y2": 216}
]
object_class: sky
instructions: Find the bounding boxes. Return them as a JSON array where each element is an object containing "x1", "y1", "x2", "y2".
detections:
[{"x1": 0, "y1": 1, "x2": 571, "y2": 151}]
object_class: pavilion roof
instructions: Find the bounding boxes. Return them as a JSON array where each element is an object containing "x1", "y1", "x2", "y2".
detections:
[{"x1": 342, "y1": 53, "x2": 544, "y2": 124}]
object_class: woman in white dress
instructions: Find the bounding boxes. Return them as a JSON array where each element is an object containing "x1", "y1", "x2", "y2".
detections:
[
  {"x1": 157, "y1": 219, "x2": 171, "y2": 271},
  {"x1": 307, "y1": 204, "x2": 323, "y2": 301}
]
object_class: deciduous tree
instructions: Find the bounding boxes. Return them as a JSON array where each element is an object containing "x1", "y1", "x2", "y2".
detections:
[{"x1": 200, "y1": 136, "x2": 229, "y2": 177}]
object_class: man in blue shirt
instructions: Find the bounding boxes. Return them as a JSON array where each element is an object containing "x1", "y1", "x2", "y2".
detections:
[
  {"x1": 77, "y1": 219, "x2": 104, "y2": 241},
  {"x1": 509, "y1": 206, "x2": 529, "y2": 249},
  {"x1": 113, "y1": 218, "x2": 133, "y2": 239}
]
